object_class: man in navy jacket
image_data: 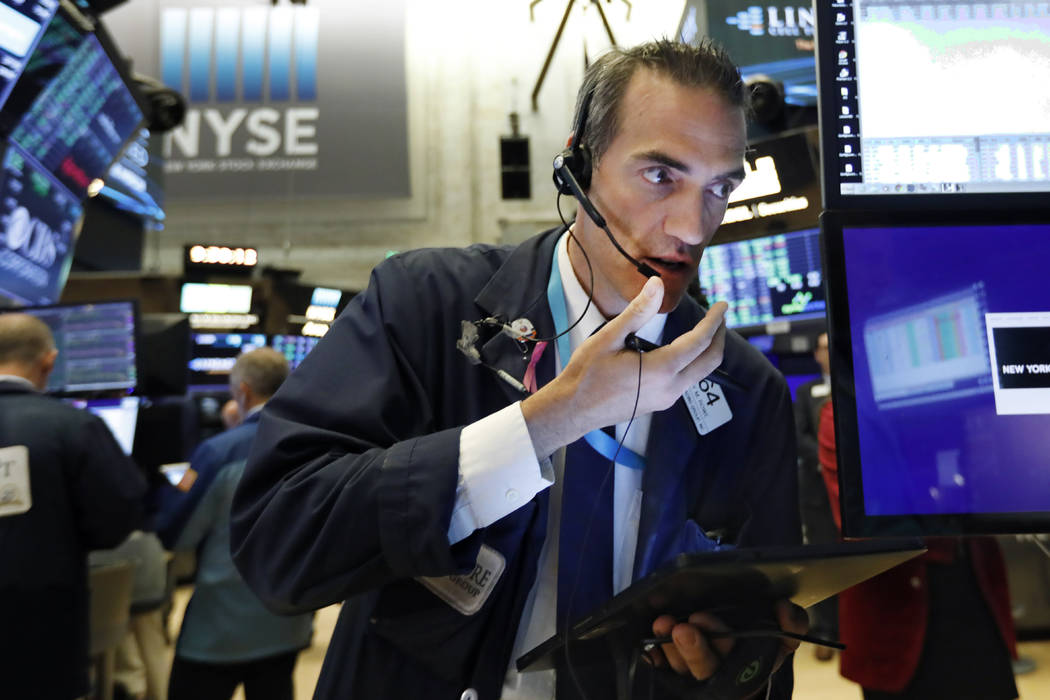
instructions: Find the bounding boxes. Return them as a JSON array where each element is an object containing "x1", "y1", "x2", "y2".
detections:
[
  {"x1": 232, "y1": 40, "x2": 803, "y2": 699},
  {"x1": 0, "y1": 313, "x2": 145, "y2": 698}
]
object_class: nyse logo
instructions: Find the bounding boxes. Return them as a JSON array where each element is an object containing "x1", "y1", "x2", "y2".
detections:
[
  {"x1": 726, "y1": 5, "x2": 814, "y2": 37},
  {"x1": 160, "y1": 5, "x2": 321, "y2": 161}
]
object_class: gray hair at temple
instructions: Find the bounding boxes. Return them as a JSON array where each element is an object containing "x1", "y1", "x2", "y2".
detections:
[
  {"x1": 571, "y1": 38, "x2": 749, "y2": 167},
  {"x1": 229, "y1": 347, "x2": 289, "y2": 399},
  {"x1": 0, "y1": 313, "x2": 56, "y2": 366}
]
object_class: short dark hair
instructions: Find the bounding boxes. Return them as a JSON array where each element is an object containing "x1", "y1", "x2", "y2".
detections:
[
  {"x1": 0, "y1": 313, "x2": 55, "y2": 366},
  {"x1": 572, "y1": 38, "x2": 748, "y2": 166},
  {"x1": 230, "y1": 347, "x2": 289, "y2": 399}
]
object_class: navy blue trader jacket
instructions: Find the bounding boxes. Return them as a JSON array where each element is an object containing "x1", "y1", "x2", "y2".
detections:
[{"x1": 231, "y1": 229, "x2": 800, "y2": 699}]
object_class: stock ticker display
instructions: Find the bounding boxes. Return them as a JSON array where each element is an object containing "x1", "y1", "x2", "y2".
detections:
[
  {"x1": 271, "y1": 334, "x2": 319, "y2": 370},
  {"x1": 699, "y1": 227, "x2": 826, "y2": 329},
  {"x1": 0, "y1": 0, "x2": 58, "y2": 112},
  {"x1": 11, "y1": 31, "x2": 142, "y2": 197},
  {"x1": 22, "y1": 301, "x2": 138, "y2": 393},
  {"x1": 0, "y1": 141, "x2": 80, "y2": 305}
]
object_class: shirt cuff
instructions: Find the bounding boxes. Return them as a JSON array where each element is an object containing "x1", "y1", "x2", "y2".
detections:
[{"x1": 448, "y1": 402, "x2": 554, "y2": 544}]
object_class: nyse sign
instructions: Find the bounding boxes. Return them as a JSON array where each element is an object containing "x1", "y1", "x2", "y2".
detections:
[
  {"x1": 164, "y1": 107, "x2": 320, "y2": 173},
  {"x1": 108, "y1": 0, "x2": 410, "y2": 199}
]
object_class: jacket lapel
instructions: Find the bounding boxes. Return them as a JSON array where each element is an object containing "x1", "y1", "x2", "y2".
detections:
[{"x1": 473, "y1": 229, "x2": 562, "y2": 402}]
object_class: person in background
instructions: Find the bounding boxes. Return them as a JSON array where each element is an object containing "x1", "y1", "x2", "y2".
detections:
[
  {"x1": 792, "y1": 331, "x2": 838, "y2": 659},
  {"x1": 818, "y1": 399, "x2": 1019, "y2": 700},
  {"x1": 0, "y1": 313, "x2": 146, "y2": 699},
  {"x1": 166, "y1": 348, "x2": 313, "y2": 700},
  {"x1": 154, "y1": 347, "x2": 288, "y2": 547}
]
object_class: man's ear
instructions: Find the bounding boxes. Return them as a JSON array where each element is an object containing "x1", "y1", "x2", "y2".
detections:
[{"x1": 41, "y1": 348, "x2": 57, "y2": 376}]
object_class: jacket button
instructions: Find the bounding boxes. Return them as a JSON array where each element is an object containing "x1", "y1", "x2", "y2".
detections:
[
  {"x1": 909, "y1": 576, "x2": 922, "y2": 589},
  {"x1": 460, "y1": 689, "x2": 479, "y2": 700}
]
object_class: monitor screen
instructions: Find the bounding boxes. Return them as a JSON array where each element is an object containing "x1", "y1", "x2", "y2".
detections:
[
  {"x1": 698, "y1": 227, "x2": 825, "y2": 330},
  {"x1": 4, "y1": 6, "x2": 144, "y2": 198},
  {"x1": 823, "y1": 211, "x2": 1050, "y2": 536},
  {"x1": 63, "y1": 395, "x2": 139, "y2": 454},
  {"x1": 179, "y1": 283, "x2": 253, "y2": 314},
  {"x1": 13, "y1": 300, "x2": 137, "y2": 393},
  {"x1": 0, "y1": 140, "x2": 82, "y2": 305},
  {"x1": 817, "y1": 0, "x2": 1050, "y2": 210},
  {"x1": 188, "y1": 332, "x2": 266, "y2": 392},
  {"x1": 0, "y1": 0, "x2": 58, "y2": 113},
  {"x1": 270, "y1": 334, "x2": 319, "y2": 370},
  {"x1": 98, "y1": 128, "x2": 165, "y2": 223},
  {"x1": 679, "y1": 0, "x2": 817, "y2": 107}
]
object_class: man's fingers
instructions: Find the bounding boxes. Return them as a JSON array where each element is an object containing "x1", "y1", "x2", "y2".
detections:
[
  {"x1": 775, "y1": 600, "x2": 809, "y2": 651},
  {"x1": 680, "y1": 314, "x2": 727, "y2": 382},
  {"x1": 601, "y1": 276, "x2": 665, "y2": 343}
]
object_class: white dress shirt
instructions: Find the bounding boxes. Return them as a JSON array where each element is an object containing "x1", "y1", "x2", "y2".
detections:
[{"x1": 450, "y1": 233, "x2": 666, "y2": 699}]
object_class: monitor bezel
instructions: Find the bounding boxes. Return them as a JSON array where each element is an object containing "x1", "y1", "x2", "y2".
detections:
[
  {"x1": 822, "y1": 209, "x2": 1050, "y2": 537},
  {"x1": 815, "y1": 0, "x2": 1050, "y2": 213},
  {"x1": 15, "y1": 297, "x2": 141, "y2": 396}
]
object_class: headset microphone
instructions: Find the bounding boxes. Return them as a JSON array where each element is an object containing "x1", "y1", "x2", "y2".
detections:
[
  {"x1": 552, "y1": 155, "x2": 659, "y2": 279},
  {"x1": 553, "y1": 89, "x2": 660, "y2": 280}
]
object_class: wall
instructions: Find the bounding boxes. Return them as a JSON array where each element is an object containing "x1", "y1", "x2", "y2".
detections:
[{"x1": 102, "y1": 0, "x2": 686, "y2": 291}]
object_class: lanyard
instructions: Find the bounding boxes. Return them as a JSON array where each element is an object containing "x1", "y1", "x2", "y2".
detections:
[{"x1": 546, "y1": 241, "x2": 646, "y2": 471}]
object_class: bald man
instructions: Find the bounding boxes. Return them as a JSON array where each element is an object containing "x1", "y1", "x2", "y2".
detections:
[{"x1": 0, "y1": 313, "x2": 146, "y2": 699}]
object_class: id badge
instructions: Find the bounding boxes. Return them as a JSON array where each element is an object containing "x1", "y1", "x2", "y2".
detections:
[{"x1": 683, "y1": 378, "x2": 733, "y2": 435}]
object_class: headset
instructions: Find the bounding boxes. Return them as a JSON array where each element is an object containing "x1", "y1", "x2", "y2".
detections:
[{"x1": 552, "y1": 88, "x2": 661, "y2": 279}]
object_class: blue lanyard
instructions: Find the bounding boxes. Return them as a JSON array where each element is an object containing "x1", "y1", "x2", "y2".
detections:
[{"x1": 546, "y1": 241, "x2": 646, "y2": 471}]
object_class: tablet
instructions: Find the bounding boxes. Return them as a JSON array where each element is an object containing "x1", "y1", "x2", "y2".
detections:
[{"x1": 517, "y1": 539, "x2": 924, "y2": 672}]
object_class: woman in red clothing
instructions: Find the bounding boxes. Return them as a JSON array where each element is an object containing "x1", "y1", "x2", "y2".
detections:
[{"x1": 817, "y1": 400, "x2": 1018, "y2": 700}]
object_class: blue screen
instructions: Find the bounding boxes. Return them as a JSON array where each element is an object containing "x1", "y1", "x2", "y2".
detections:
[
  {"x1": 842, "y1": 222, "x2": 1050, "y2": 518},
  {"x1": 271, "y1": 334, "x2": 319, "y2": 370},
  {"x1": 0, "y1": 0, "x2": 57, "y2": 113}
]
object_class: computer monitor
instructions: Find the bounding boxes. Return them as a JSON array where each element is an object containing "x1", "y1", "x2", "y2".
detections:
[
  {"x1": 679, "y1": 0, "x2": 817, "y2": 107},
  {"x1": 698, "y1": 226, "x2": 825, "y2": 331},
  {"x1": 270, "y1": 334, "x2": 319, "y2": 370},
  {"x1": 63, "y1": 395, "x2": 139, "y2": 454},
  {"x1": 0, "y1": 140, "x2": 82, "y2": 305},
  {"x1": 188, "y1": 332, "x2": 266, "y2": 393},
  {"x1": 816, "y1": 0, "x2": 1050, "y2": 210},
  {"x1": 2, "y1": 3, "x2": 145, "y2": 198},
  {"x1": 179, "y1": 283, "x2": 253, "y2": 314},
  {"x1": 13, "y1": 299, "x2": 138, "y2": 393},
  {"x1": 0, "y1": 0, "x2": 60, "y2": 113},
  {"x1": 822, "y1": 211, "x2": 1050, "y2": 536},
  {"x1": 98, "y1": 128, "x2": 165, "y2": 223}
]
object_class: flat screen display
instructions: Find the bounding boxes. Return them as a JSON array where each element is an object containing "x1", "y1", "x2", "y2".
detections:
[
  {"x1": 188, "y1": 332, "x2": 266, "y2": 392},
  {"x1": 0, "y1": 0, "x2": 58, "y2": 113},
  {"x1": 817, "y1": 0, "x2": 1050, "y2": 210},
  {"x1": 63, "y1": 395, "x2": 139, "y2": 454},
  {"x1": 0, "y1": 140, "x2": 81, "y2": 305},
  {"x1": 270, "y1": 334, "x2": 318, "y2": 370},
  {"x1": 12, "y1": 300, "x2": 137, "y2": 393},
  {"x1": 679, "y1": 0, "x2": 817, "y2": 106},
  {"x1": 179, "y1": 283, "x2": 253, "y2": 314},
  {"x1": 698, "y1": 227, "x2": 825, "y2": 329},
  {"x1": 823, "y1": 212, "x2": 1050, "y2": 535},
  {"x1": 99, "y1": 128, "x2": 165, "y2": 223},
  {"x1": 4, "y1": 6, "x2": 144, "y2": 198}
]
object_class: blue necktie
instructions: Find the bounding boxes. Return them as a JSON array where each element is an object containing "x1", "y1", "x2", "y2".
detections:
[{"x1": 557, "y1": 436, "x2": 615, "y2": 629}]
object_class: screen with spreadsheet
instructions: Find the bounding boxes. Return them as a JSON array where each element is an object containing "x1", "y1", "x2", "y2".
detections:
[
  {"x1": 188, "y1": 333, "x2": 266, "y2": 392},
  {"x1": 3, "y1": 6, "x2": 143, "y2": 198},
  {"x1": 698, "y1": 227, "x2": 825, "y2": 329},
  {"x1": 13, "y1": 300, "x2": 138, "y2": 393},
  {"x1": 823, "y1": 213, "x2": 1050, "y2": 535},
  {"x1": 270, "y1": 334, "x2": 319, "y2": 370},
  {"x1": 0, "y1": 0, "x2": 58, "y2": 114},
  {"x1": 816, "y1": 0, "x2": 1050, "y2": 208}
]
